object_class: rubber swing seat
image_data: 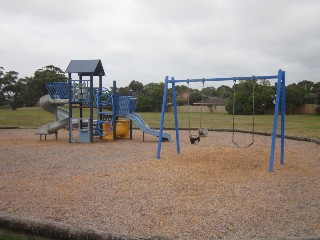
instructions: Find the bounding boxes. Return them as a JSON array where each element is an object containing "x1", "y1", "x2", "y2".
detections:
[{"x1": 190, "y1": 135, "x2": 200, "y2": 144}]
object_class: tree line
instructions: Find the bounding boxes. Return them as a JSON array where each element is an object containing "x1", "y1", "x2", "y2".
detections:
[
  {"x1": 1, "y1": 65, "x2": 319, "y2": 114},
  {"x1": 0, "y1": 65, "x2": 67, "y2": 110}
]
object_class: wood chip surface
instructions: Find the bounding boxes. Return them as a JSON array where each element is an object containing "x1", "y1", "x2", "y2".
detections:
[{"x1": 0, "y1": 129, "x2": 319, "y2": 239}]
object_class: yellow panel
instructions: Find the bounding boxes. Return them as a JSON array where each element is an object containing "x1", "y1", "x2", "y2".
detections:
[{"x1": 102, "y1": 120, "x2": 130, "y2": 140}]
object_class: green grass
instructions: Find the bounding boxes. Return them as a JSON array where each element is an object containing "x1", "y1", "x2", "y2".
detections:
[
  {"x1": 0, "y1": 107, "x2": 319, "y2": 139},
  {"x1": 138, "y1": 112, "x2": 320, "y2": 139}
]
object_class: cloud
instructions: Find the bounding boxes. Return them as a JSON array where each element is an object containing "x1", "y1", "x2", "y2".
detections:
[{"x1": 1, "y1": 0, "x2": 320, "y2": 87}]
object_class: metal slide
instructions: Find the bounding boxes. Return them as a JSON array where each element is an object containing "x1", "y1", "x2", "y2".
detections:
[
  {"x1": 126, "y1": 113, "x2": 171, "y2": 141},
  {"x1": 35, "y1": 94, "x2": 69, "y2": 135}
]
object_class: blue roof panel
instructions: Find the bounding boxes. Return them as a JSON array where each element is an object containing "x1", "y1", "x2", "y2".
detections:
[{"x1": 65, "y1": 59, "x2": 105, "y2": 76}]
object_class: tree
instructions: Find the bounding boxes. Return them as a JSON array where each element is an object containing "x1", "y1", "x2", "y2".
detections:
[
  {"x1": 259, "y1": 79, "x2": 271, "y2": 86},
  {"x1": 134, "y1": 82, "x2": 170, "y2": 112},
  {"x1": 1, "y1": 71, "x2": 26, "y2": 110},
  {"x1": 0, "y1": 67, "x2": 6, "y2": 105},
  {"x1": 216, "y1": 85, "x2": 232, "y2": 98},
  {"x1": 225, "y1": 81, "x2": 253, "y2": 115},
  {"x1": 297, "y1": 80, "x2": 317, "y2": 104},
  {"x1": 175, "y1": 85, "x2": 188, "y2": 95},
  {"x1": 23, "y1": 65, "x2": 67, "y2": 107},
  {"x1": 225, "y1": 80, "x2": 275, "y2": 115},
  {"x1": 21, "y1": 77, "x2": 36, "y2": 107},
  {"x1": 129, "y1": 80, "x2": 144, "y2": 95},
  {"x1": 285, "y1": 84, "x2": 305, "y2": 114},
  {"x1": 298, "y1": 80, "x2": 314, "y2": 93},
  {"x1": 202, "y1": 86, "x2": 216, "y2": 97},
  {"x1": 117, "y1": 86, "x2": 131, "y2": 96},
  {"x1": 254, "y1": 83, "x2": 275, "y2": 113},
  {"x1": 313, "y1": 82, "x2": 320, "y2": 89},
  {"x1": 0, "y1": 67, "x2": 5, "y2": 88},
  {"x1": 189, "y1": 90, "x2": 202, "y2": 105}
]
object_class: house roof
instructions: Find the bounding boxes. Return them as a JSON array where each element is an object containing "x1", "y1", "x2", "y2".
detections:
[
  {"x1": 194, "y1": 97, "x2": 227, "y2": 106},
  {"x1": 311, "y1": 88, "x2": 320, "y2": 95},
  {"x1": 65, "y1": 59, "x2": 105, "y2": 76}
]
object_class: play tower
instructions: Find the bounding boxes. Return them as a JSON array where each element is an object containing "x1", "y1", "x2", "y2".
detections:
[
  {"x1": 38, "y1": 59, "x2": 171, "y2": 143},
  {"x1": 65, "y1": 59, "x2": 105, "y2": 143}
]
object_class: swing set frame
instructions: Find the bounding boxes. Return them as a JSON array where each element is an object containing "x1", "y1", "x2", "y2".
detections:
[{"x1": 157, "y1": 69, "x2": 286, "y2": 172}]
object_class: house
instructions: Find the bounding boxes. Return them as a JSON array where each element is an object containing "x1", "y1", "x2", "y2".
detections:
[
  {"x1": 194, "y1": 97, "x2": 227, "y2": 106},
  {"x1": 169, "y1": 96, "x2": 227, "y2": 113}
]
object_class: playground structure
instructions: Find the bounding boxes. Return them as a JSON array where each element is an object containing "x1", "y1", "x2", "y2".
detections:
[
  {"x1": 35, "y1": 59, "x2": 171, "y2": 143},
  {"x1": 157, "y1": 70, "x2": 286, "y2": 172}
]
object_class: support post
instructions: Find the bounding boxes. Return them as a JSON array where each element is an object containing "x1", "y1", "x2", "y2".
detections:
[
  {"x1": 130, "y1": 120, "x2": 133, "y2": 140},
  {"x1": 129, "y1": 96, "x2": 133, "y2": 140},
  {"x1": 99, "y1": 75, "x2": 103, "y2": 134},
  {"x1": 280, "y1": 71, "x2": 286, "y2": 164},
  {"x1": 79, "y1": 74, "x2": 83, "y2": 129},
  {"x1": 112, "y1": 81, "x2": 117, "y2": 141},
  {"x1": 269, "y1": 69, "x2": 283, "y2": 172},
  {"x1": 156, "y1": 76, "x2": 169, "y2": 159},
  {"x1": 68, "y1": 73, "x2": 72, "y2": 143},
  {"x1": 89, "y1": 75, "x2": 94, "y2": 143},
  {"x1": 171, "y1": 78, "x2": 180, "y2": 154}
]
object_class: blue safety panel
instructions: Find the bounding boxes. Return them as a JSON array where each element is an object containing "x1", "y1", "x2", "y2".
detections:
[
  {"x1": 117, "y1": 96, "x2": 137, "y2": 117},
  {"x1": 46, "y1": 82, "x2": 69, "y2": 99}
]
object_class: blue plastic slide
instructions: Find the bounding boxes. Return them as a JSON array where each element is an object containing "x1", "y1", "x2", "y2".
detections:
[{"x1": 126, "y1": 113, "x2": 171, "y2": 141}]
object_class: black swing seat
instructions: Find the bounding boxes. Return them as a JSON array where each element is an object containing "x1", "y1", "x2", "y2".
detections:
[{"x1": 190, "y1": 135, "x2": 200, "y2": 144}]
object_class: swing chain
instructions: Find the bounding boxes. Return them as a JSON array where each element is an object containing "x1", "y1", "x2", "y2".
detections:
[
  {"x1": 252, "y1": 79, "x2": 255, "y2": 142},
  {"x1": 187, "y1": 81, "x2": 201, "y2": 144},
  {"x1": 232, "y1": 79, "x2": 236, "y2": 133},
  {"x1": 232, "y1": 78, "x2": 255, "y2": 148},
  {"x1": 200, "y1": 80, "x2": 205, "y2": 129},
  {"x1": 187, "y1": 81, "x2": 191, "y2": 136}
]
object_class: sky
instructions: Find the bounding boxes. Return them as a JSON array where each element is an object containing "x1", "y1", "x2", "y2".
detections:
[{"x1": 1, "y1": 0, "x2": 320, "y2": 89}]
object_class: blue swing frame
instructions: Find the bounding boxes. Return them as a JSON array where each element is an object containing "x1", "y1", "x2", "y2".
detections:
[{"x1": 157, "y1": 70, "x2": 286, "y2": 172}]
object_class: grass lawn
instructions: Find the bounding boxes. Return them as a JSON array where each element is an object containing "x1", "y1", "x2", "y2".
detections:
[{"x1": 0, "y1": 106, "x2": 319, "y2": 139}]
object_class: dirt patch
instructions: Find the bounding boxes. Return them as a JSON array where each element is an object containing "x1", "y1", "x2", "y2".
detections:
[{"x1": 0, "y1": 129, "x2": 319, "y2": 239}]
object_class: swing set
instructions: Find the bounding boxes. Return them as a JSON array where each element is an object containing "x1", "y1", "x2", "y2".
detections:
[{"x1": 157, "y1": 70, "x2": 286, "y2": 172}]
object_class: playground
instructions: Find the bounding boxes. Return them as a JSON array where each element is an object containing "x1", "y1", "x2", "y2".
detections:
[
  {"x1": 0, "y1": 128, "x2": 319, "y2": 239},
  {"x1": 0, "y1": 61, "x2": 319, "y2": 239}
]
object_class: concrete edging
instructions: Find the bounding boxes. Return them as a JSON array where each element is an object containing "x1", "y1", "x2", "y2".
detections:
[{"x1": 0, "y1": 212, "x2": 168, "y2": 240}]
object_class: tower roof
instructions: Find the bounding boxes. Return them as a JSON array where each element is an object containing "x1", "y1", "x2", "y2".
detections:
[{"x1": 65, "y1": 59, "x2": 105, "y2": 76}]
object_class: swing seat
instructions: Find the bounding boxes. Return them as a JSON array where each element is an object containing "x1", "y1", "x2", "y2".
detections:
[
  {"x1": 190, "y1": 135, "x2": 200, "y2": 144},
  {"x1": 232, "y1": 138, "x2": 254, "y2": 149},
  {"x1": 198, "y1": 128, "x2": 208, "y2": 136}
]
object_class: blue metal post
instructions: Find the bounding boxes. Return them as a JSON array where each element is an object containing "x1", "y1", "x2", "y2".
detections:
[
  {"x1": 68, "y1": 73, "x2": 72, "y2": 143},
  {"x1": 99, "y1": 75, "x2": 103, "y2": 126},
  {"x1": 79, "y1": 75, "x2": 83, "y2": 131},
  {"x1": 269, "y1": 69, "x2": 283, "y2": 172},
  {"x1": 156, "y1": 77, "x2": 169, "y2": 159},
  {"x1": 89, "y1": 75, "x2": 94, "y2": 143},
  {"x1": 280, "y1": 71, "x2": 286, "y2": 164},
  {"x1": 112, "y1": 80, "x2": 117, "y2": 141},
  {"x1": 171, "y1": 78, "x2": 180, "y2": 154}
]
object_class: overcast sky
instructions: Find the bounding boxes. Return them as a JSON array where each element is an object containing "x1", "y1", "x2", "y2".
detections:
[{"x1": 1, "y1": 0, "x2": 320, "y2": 88}]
